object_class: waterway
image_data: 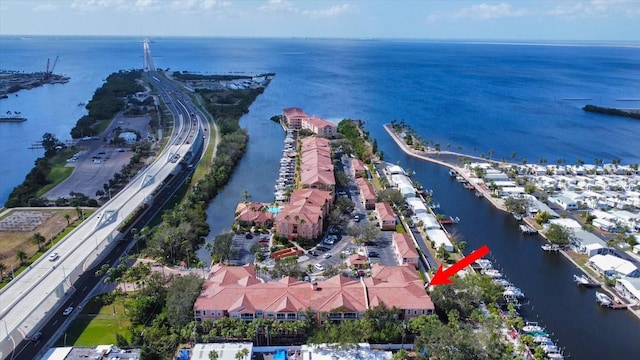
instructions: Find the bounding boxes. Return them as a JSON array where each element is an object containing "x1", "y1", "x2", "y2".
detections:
[{"x1": 379, "y1": 142, "x2": 640, "y2": 359}]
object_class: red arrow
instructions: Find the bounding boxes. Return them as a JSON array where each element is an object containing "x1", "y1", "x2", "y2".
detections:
[{"x1": 429, "y1": 245, "x2": 490, "y2": 286}]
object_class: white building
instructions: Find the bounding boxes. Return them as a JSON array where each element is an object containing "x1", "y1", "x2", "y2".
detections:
[
  {"x1": 549, "y1": 195, "x2": 578, "y2": 210},
  {"x1": 425, "y1": 229, "x2": 454, "y2": 252},
  {"x1": 119, "y1": 131, "x2": 138, "y2": 143},
  {"x1": 573, "y1": 229, "x2": 608, "y2": 257},
  {"x1": 301, "y1": 343, "x2": 391, "y2": 360},
  {"x1": 615, "y1": 277, "x2": 640, "y2": 305},
  {"x1": 189, "y1": 343, "x2": 253, "y2": 360},
  {"x1": 589, "y1": 254, "x2": 639, "y2": 278}
]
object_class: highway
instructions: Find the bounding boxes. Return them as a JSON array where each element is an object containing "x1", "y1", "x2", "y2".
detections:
[{"x1": 0, "y1": 41, "x2": 212, "y2": 360}]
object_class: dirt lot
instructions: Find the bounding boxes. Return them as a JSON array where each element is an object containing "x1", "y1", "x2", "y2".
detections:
[
  {"x1": 44, "y1": 113, "x2": 152, "y2": 200},
  {"x1": 0, "y1": 208, "x2": 79, "y2": 271}
]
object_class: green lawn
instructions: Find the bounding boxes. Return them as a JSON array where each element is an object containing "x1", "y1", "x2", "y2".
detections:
[
  {"x1": 37, "y1": 166, "x2": 74, "y2": 196},
  {"x1": 56, "y1": 297, "x2": 131, "y2": 346}
]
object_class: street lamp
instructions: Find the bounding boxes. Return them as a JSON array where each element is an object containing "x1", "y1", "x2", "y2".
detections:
[{"x1": 401, "y1": 320, "x2": 407, "y2": 349}]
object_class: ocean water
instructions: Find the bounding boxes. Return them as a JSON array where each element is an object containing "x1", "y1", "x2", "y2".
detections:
[
  {"x1": 1, "y1": 37, "x2": 640, "y2": 358},
  {"x1": 1, "y1": 37, "x2": 639, "y2": 205}
]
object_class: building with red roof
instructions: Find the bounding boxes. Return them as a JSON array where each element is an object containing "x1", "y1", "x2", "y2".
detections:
[
  {"x1": 374, "y1": 202, "x2": 397, "y2": 230},
  {"x1": 234, "y1": 202, "x2": 274, "y2": 228},
  {"x1": 392, "y1": 233, "x2": 420, "y2": 268},
  {"x1": 351, "y1": 158, "x2": 367, "y2": 178},
  {"x1": 356, "y1": 178, "x2": 376, "y2": 210},
  {"x1": 282, "y1": 108, "x2": 337, "y2": 138},
  {"x1": 194, "y1": 263, "x2": 434, "y2": 324}
]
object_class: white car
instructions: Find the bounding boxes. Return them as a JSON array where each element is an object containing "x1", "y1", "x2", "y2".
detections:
[
  {"x1": 62, "y1": 306, "x2": 74, "y2": 316},
  {"x1": 314, "y1": 263, "x2": 325, "y2": 271},
  {"x1": 48, "y1": 253, "x2": 59, "y2": 262},
  {"x1": 323, "y1": 253, "x2": 332, "y2": 259}
]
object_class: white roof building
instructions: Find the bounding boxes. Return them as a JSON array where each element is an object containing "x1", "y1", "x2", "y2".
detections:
[
  {"x1": 573, "y1": 229, "x2": 607, "y2": 257},
  {"x1": 190, "y1": 343, "x2": 253, "y2": 360},
  {"x1": 616, "y1": 277, "x2": 640, "y2": 304},
  {"x1": 548, "y1": 218, "x2": 581, "y2": 230},
  {"x1": 301, "y1": 344, "x2": 391, "y2": 360},
  {"x1": 589, "y1": 254, "x2": 639, "y2": 278},
  {"x1": 426, "y1": 229, "x2": 454, "y2": 252},
  {"x1": 119, "y1": 131, "x2": 137, "y2": 143}
]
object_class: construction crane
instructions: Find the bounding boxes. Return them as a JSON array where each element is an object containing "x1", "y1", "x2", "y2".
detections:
[{"x1": 44, "y1": 55, "x2": 59, "y2": 80}]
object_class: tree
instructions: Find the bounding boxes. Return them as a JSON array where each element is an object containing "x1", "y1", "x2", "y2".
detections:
[
  {"x1": 0, "y1": 263, "x2": 6, "y2": 281},
  {"x1": 15, "y1": 250, "x2": 27, "y2": 265},
  {"x1": 436, "y1": 244, "x2": 450, "y2": 261},
  {"x1": 270, "y1": 256, "x2": 304, "y2": 279},
  {"x1": 504, "y1": 196, "x2": 528, "y2": 216},
  {"x1": 237, "y1": 348, "x2": 250, "y2": 360},
  {"x1": 534, "y1": 211, "x2": 552, "y2": 224},
  {"x1": 335, "y1": 197, "x2": 355, "y2": 214},
  {"x1": 241, "y1": 189, "x2": 251, "y2": 202},
  {"x1": 210, "y1": 232, "x2": 234, "y2": 264},
  {"x1": 166, "y1": 274, "x2": 204, "y2": 329},
  {"x1": 376, "y1": 188, "x2": 405, "y2": 206},
  {"x1": 31, "y1": 232, "x2": 46, "y2": 251},
  {"x1": 347, "y1": 222, "x2": 380, "y2": 244},
  {"x1": 208, "y1": 350, "x2": 219, "y2": 360},
  {"x1": 64, "y1": 213, "x2": 71, "y2": 226},
  {"x1": 545, "y1": 223, "x2": 573, "y2": 246},
  {"x1": 392, "y1": 349, "x2": 409, "y2": 360}
]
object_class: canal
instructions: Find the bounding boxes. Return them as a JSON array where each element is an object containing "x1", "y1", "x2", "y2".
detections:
[{"x1": 382, "y1": 144, "x2": 640, "y2": 360}]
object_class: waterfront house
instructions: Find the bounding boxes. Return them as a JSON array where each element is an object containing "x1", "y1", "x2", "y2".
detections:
[
  {"x1": 234, "y1": 202, "x2": 274, "y2": 228},
  {"x1": 374, "y1": 202, "x2": 397, "y2": 230},
  {"x1": 282, "y1": 107, "x2": 337, "y2": 137},
  {"x1": 193, "y1": 263, "x2": 435, "y2": 324},
  {"x1": 572, "y1": 229, "x2": 608, "y2": 257},
  {"x1": 425, "y1": 229, "x2": 454, "y2": 252},
  {"x1": 299, "y1": 137, "x2": 335, "y2": 190},
  {"x1": 550, "y1": 195, "x2": 579, "y2": 210},
  {"x1": 274, "y1": 189, "x2": 330, "y2": 241},
  {"x1": 615, "y1": 277, "x2": 640, "y2": 305},
  {"x1": 392, "y1": 232, "x2": 419, "y2": 268},
  {"x1": 356, "y1": 178, "x2": 376, "y2": 210},
  {"x1": 589, "y1": 254, "x2": 639, "y2": 278}
]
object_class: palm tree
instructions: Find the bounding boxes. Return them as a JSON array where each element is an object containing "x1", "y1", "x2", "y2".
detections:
[
  {"x1": 0, "y1": 263, "x2": 6, "y2": 281},
  {"x1": 208, "y1": 350, "x2": 219, "y2": 360},
  {"x1": 241, "y1": 189, "x2": 251, "y2": 202},
  {"x1": 15, "y1": 250, "x2": 27, "y2": 266},
  {"x1": 32, "y1": 232, "x2": 46, "y2": 251},
  {"x1": 75, "y1": 206, "x2": 83, "y2": 220},
  {"x1": 238, "y1": 348, "x2": 250, "y2": 360},
  {"x1": 64, "y1": 213, "x2": 71, "y2": 226}
]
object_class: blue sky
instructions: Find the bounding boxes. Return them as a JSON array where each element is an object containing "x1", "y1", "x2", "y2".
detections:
[{"x1": 1, "y1": 0, "x2": 639, "y2": 41}]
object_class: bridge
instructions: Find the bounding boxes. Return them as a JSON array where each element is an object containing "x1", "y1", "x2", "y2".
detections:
[{"x1": 0, "y1": 41, "x2": 208, "y2": 359}]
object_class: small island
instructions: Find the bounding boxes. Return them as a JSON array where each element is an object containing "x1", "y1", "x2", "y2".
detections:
[
  {"x1": 583, "y1": 104, "x2": 640, "y2": 120},
  {"x1": 0, "y1": 70, "x2": 69, "y2": 98}
]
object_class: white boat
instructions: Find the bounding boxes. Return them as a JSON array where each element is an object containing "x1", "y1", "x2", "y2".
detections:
[
  {"x1": 596, "y1": 292, "x2": 613, "y2": 307},
  {"x1": 522, "y1": 324, "x2": 544, "y2": 333},
  {"x1": 493, "y1": 278, "x2": 511, "y2": 287},
  {"x1": 519, "y1": 224, "x2": 537, "y2": 234},
  {"x1": 573, "y1": 274, "x2": 600, "y2": 287},
  {"x1": 504, "y1": 286, "x2": 525, "y2": 298},
  {"x1": 547, "y1": 353, "x2": 564, "y2": 360},
  {"x1": 533, "y1": 336, "x2": 553, "y2": 344},
  {"x1": 481, "y1": 269, "x2": 503, "y2": 278},
  {"x1": 543, "y1": 345, "x2": 560, "y2": 354},
  {"x1": 475, "y1": 259, "x2": 493, "y2": 269},
  {"x1": 541, "y1": 244, "x2": 560, "y2": 252},
  {"x1": 513, "y1": 213, "x2": 523, "y2": 221}
]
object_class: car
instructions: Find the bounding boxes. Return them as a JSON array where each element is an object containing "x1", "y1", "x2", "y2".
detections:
[
  {"x1": 48, "y1": 253, "x2": 59, "y2": 262},
  {"x1": 62, "y1": 306, "x2": 74, "y2": 316},
  {"x1": 314, "y1": 263, "x2": 325, "y2": 271},
  {"x1": 308, "y1": 250, "x2": 318, "y2": 257},
  {"x1": 28, "y1": 332, "x2": 42, "y2": 341},
  {"x1": 323, "y1": 253, "x2": 332, "y2": 259},
  {"x1": 315, "y1": 246, "x2": 328, "y2": 252},
  {"x1": 368, "y1": 251, "x2": 379, "y2": 258}
]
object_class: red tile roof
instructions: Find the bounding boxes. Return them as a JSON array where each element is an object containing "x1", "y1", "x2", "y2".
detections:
[
  {"x1": 393, "y1": 233, "x2": 420, "y2": 261},
  {"x1": 375, "y1": 202, "x2": 395, "y2": 222}
]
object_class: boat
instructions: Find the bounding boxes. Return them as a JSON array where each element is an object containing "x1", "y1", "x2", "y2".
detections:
[
  {"x1": 449, "y1": 169, "x2": 457, "y2": 177},
  {"x1": 541, "y1": 244, "x2": 560, "y2": 252},
  {"x1": 504, "y1": 286, "x2": 525, "y2": 298},
  {"x1": 481, "y1": 269, "x2": 503, "y2": 278},
  {"x1": 596, "y1": 292, "x2": 613, "y2": 307},
  {"x1": 522, "y1": 324, "x2": 544, "y2": 333},
  {"x1": 533, "y1": 335, "x2": 553, "y2": 344},
  {"x1": 519, "y1": 224, "x2": 537, "y2": 234},
  {"x1": 493, "y1": 278, "x2": 512, "y2": 287},
  {"x1": 573, "y1": 274, "x2": 600, "y2": 287},
  {"x1": 513, "y1": 213, "x2": 523, "y2": 221},
  {"x1": 437, "y1": 215, "x2": 460, "y2": 224},
  {"x1": 475, "y1": 190, "x2": 483, "y2": 198},
  {"x1": 475, "y1": 259, "x2": 493, "y2": 269},
  {"x1": 547, "y1": 353, "x2": 564, "y2": 360}
]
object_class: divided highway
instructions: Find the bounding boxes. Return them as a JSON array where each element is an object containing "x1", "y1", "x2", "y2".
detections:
[{"x1": 0, "y1": 64, "x2": 211, "y2": 360}]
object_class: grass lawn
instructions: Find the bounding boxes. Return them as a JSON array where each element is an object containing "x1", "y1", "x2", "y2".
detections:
[
  {"x1": 56, "y1": 297, "x2": 131, "y2": 347},
  {"x1": 37, "y1": 166, "x2": 74, "y2": 197}
]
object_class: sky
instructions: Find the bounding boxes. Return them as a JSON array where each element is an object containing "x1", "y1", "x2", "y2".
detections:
[{"x1": 0, "y1": 0, "x2": 639, "y2": 41}]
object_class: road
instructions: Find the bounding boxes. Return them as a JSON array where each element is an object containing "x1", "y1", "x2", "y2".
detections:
[{"x1": 0, "y1": 47, "x2": 212, "y2": 359}]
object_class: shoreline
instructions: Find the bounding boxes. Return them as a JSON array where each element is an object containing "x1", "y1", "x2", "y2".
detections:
[{"x1": 383, "y1": 123, "x2": 640, "y2": 321}]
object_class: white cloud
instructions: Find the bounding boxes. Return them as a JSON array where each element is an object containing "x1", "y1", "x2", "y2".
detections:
[
  {"x1": 454, "y1": 3, "x2": 528, "y2": 20},
  {"x1": 302, "y1": 3, "x2": 353, "y2": 18},
  {"x1": 71, "y1": 0, "x2": 127, "y2": 12},
  {"x1": 258, "y1": 0, "x2": 298, "y2": 13},
  {"x1": 33, "y1": 3, "x2": 58, "y2": 12},
  {"x1": 547, "y1": 0, "x2": 640, "y2": 19}
]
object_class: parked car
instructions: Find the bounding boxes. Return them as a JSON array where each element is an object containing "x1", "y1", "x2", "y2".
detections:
[
  {"x1": 48, "y1": 253, "x2": 59, "y2": 262},
  {"x1": 62, "y1": 306, "x2": 74, "y2": 316},
  {"x1": 368, "y1": 251, "x2": 379, "y2": 258},
  {"x1": 314, "y1": 263, "x2": 325, "y2": 271},
  {"x1": 323, "y1": 253, "x2": 332, "y2": 259},
  {"x1": 308, "y1": 250, "x2": 318, "y2": 257},
  {"x1": 28, "y1": 332, "x2": 42, "y2": 341}
]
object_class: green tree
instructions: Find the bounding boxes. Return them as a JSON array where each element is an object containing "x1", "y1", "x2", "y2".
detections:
[
  {"x1": 15, "y1": 249, "x2": 27, "y2": 266},
  {"x1": 545, "y1": 223, "x2": 573, "y2": 246},
  {"x1": 64, "y1": 213, "x2": 71, "y2": 226},
  {"x1": 270, "y1": 256, "x2": 304, "y2": 279},
  {"x1": 534, "y1": 211, "x2": 552, "y2": 224},
  {"x1": 376, "y1": 188, "x2": 405, "y2": 206},
  {"x1": 31, "y1": 232, "x2": 46, "y2": 251},
  {"x1": 208, "y1": 350, "x2": 219, "y2": 360},
  {"x1": 347, "y1": 222, "x2": 381, "y2": 244},
  {"x1": 436, "y1": 244, "x2": 450, "y2": 261},
  {"x1": 210, "y1": 232, "x2": 234, "y2": 264},
  {"x1": 504, "y1": 196, "x2": 528, "y2": 216},
  {"x1": 0, "y1": 263, "x2": 6, "y2": 281}
]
